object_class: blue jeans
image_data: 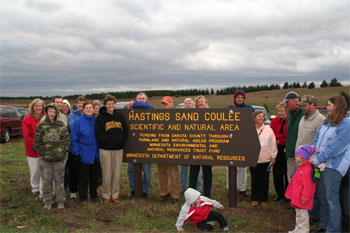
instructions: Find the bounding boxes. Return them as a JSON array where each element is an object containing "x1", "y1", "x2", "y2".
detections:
[
  {"x1": 127, "y1": 163, "x2": 152, "y2": 193},
  {"x1": 180, "y1": 165, "x2": 201, "y2": 191},
  {"x1": 318, "y1": 168, "x2": 342, "y2": 232},
  {"x1": 309, "y1": 179, "x2": 321, "y2": 219}
]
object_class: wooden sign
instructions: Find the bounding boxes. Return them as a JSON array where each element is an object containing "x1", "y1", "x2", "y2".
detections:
[{"x1": 120, "y1": 108, "x2": 260, "y2": 167}]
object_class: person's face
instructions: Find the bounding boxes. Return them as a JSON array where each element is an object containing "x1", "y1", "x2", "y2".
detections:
[
  {"x1": 93, "y1": 105, "x2": 100, "y2": 116},
  {"x1": 327, "y1": 100, "x2": 335, "y2": 116},
  {"x1": 77, "y1": 100, "x2": 85, "y2": 112},
  {"x1": 197, "y1": 98, "x2": 207, "y2": 109},
  {"x1": 235, "y1": 95, "x2": 244, "y2": 105},
  {"x1": 106, "y1": 100, "x2": 115, "y2": 114},
  {"x1": 255, "y1": 113, "x2": 265, "y2": 125},
  {"x1": 295, "y1": 155, "x2": 303, "y2": 164},
  {"x1": 287, "y1": 98, "x2": 300, "y2": 111},
  {"x1": 193, "y1": 196, "x2": 201, "y2": 205},
  {"x1": 136, "y1": 94, "x2": 147, "y2": 103},
  {"x1": 33, "y1": 103, "x2": 43, "y2": 115},
  {"x1": 83, "y1": 104, "x2": 94, "y2": 117},
  {"x1": 277, "y1": 108, "x2": 286, "y2": 119},
  {"x1": 62, "y1": 104, "x2": 69, "y2": 114},
  {"x1": 301, "y1": 104, "x2": 312, "y2": 115},
  {"x1": 54, "y1": 98, "x2": 63, "y2": 110},
  {"x1": 47, "y1": 108, "x2": 56, "y2": 121},
  {"x1": 161, "y1": 102, "x2": 172, "y2": 109},
  {"x1": 184, "y1": 100, "x2": 194, "y2": 109}
]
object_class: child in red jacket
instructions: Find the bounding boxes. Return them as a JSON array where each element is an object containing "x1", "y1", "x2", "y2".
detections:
[
  {"x1": 285, "y1": 145, "x2": 316, "y2": 233},
  {"x1": 175, "y1": 188, "x2": 229, "y2": 232}
]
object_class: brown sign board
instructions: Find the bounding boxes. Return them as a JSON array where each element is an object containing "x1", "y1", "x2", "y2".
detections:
[{"x1": 119, "y1": 108, "x2": 260, "y2": 167}]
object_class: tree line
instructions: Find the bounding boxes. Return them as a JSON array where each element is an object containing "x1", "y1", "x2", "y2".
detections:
[{"x1": 0, "y1": 78, "x2": 343, "y2": 100}]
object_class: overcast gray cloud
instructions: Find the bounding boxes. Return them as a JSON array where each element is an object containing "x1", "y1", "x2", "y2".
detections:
[{"x1": 1, "y1": 0, "x2": 349, "y2": 97}]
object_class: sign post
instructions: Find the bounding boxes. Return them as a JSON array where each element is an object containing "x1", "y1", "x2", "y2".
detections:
[{"x1": 120, "y1": 108, "x2": 260, "y2": 206}]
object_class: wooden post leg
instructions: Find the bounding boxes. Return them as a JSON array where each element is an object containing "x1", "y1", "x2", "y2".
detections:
[
  {"x1": 228, "y1": 166, "x2": 237, "y2": 208},
  {"x1": 134, "y1": 163, "x2": 143, "y2": 198}
]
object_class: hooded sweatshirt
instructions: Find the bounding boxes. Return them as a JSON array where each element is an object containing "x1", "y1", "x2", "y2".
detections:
[
  {"x1": 34, "y1": 103, "x2": 70, "y2": 162},
  {"x1": 94, "y1": 106, "x2": 127, "y2": 150},
  {"x1": 175, "y1": 188, "x2": 221, "y2": 229}
]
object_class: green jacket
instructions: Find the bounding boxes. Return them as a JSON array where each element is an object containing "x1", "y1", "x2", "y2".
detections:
[
  {"x1": 34, "y1": 104, "x2": 70, "y2": 162},
  {"x1": 285, "y1": 107, "x2": 304, "y2": 158}
]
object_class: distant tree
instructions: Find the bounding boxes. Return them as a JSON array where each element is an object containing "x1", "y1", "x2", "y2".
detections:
[
  {"x1": 283, "y1": 82, "x2": 289, "y2": 89},
  {"x1": 302, "y1": 81, "x2": 307, "y2": 88},
  {"x1": 308, "y1": 82, "x2": 315, "y2": 89},
  {"x1": 210, "y1": 88, "x2": 215, "y2": 95},
  {"x1": 320, "y1": 80, "x2": 328, "y2": 88},
  {"x1": 329, "y1": 78, "x2": 342, "y2": 87},
  {"x1": 295, "y1": 82, "x2": 301, "y2": 88}
]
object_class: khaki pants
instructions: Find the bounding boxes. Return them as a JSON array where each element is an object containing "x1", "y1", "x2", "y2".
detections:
[
  {"x1": 290, "y1": 208, "x2": 309, "y2": 233},
  {"x1": 40, "y1": 159, "x2": 66, "y2": 205},
  {"x1": 27, "y1": 156, "x2": 41, "y2": 194},
  {"x1": 100, "y1": 149, "x2": 123, "y2": 199},
  {"x1": 157, "y1": 164, "x2": 180, "y2": 199}
]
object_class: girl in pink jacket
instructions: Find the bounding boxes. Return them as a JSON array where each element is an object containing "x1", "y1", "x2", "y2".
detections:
[{"x1": 285, "y1": 145, "x2": 316, "y2": 233}]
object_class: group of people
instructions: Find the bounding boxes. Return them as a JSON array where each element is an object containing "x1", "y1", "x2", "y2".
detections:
[
  {"x1": 21, "y1": 90, "x2": 349, "y2": 232},
  {"x1": 268, "y1": 92, "x2": 349, "y2": 233}
]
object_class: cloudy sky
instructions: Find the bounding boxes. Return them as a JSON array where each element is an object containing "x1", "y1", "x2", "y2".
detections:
[{"x1": 1, "y1": 0, "x2": 349, "y2": 97}]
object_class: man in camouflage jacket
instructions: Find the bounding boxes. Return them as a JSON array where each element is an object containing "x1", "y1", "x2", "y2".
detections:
[{"x1": 34, "y1": 103, "x2": 70, "y2": 209}]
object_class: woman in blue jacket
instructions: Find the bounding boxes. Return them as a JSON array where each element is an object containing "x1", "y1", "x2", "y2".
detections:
[
  {"x1": 70, "y1": 100, "x2": 100, "y2": 202},
  {"x1": 310, "y1": 95, "x2": 350, "y2": 232}
]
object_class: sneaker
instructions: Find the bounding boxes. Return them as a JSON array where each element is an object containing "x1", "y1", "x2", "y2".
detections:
[
  {"x1": 160, "y1": 193, "x2": 170, "y2": 202},
  {"x1": 207, "y1": 221, "x2": 215, "y2": 226},
  {"x1": 112, "y1": 198, "x2": 120, "y2": 204},
  {"x1": 274, "y1": 196, "x2": 283, "y2": 201},
  {"x1": 223, "y1": 226, "x2": 229, "y2": 232},
  {"x1": 251, "y1": 201, "x2": 258, "y2": 207},
  {"x1": 70, "y1": 193, "x2": 77, "y2": 199},
  {"x1": 44, "y1": 204, "x2": 52, "y2": 210},
  {"x1": 103, "y1": 198, "x2": 110, "y2": 204},
  {"x1": 57, "y1": 203, "x2": 65, "y2": 209},
  {"x1": 238, "y1": 191, "x2": 249, "y2": 197},
  {"x1": 91, "y1": 197, "x2": 100, "y2": 203},
  {"x1": 142, "y1": 192, "x2": 148, "y2": 199},
  {"x1": 130, "y1": 190, "x2": 135, "y2": 198},
  {"x1": 261, "y1": 202, "x2": 268, "y2": 208}
]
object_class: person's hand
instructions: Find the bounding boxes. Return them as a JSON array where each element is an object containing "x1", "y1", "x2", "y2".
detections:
[
  {"x1": 309, "y1": 153, "x2": 316, "y2": 165},
  {"x1": 177, "y1": 228, "x2": 184, "y2": 232},
  {"x1": 301, "y1": 200, "x2": 307, "y2": 205},
  {"x1": 271, "y1": 158, "x2": 276, "y2": 165},
  {"x1": 125, "y1": 101, "x2": 134, "y2": 109},
  {"x1": 218, "y1": 203, "x2": 224, "y2": 209}
]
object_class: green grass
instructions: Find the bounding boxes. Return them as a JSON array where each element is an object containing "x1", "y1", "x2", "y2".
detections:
[{"x1": 1, "y1": 138, "x2": 297, "y2": 232}]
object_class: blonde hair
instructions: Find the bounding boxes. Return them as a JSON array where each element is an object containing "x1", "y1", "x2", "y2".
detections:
[
  {"x1": 276, "y1": 102, "x2": 287, "y2": 112},
  {"x1": 195, "y1": 95, "x2": 208, "y2": 108},
  {"x1": 28, "y1": 98, "x2": 45, "y2": 116}
]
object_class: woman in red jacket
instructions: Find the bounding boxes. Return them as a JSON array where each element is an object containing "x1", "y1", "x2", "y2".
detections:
[
  {"x1": 22, "y1": 98, "x2": 45, "y2": 196},
  {"x1": 270, "y1": 103, "x2": 288, "y2": 201}
]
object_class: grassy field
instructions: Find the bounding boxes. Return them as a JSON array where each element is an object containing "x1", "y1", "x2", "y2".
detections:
[{"x1": 0, "y1": 138, "x2": 296, "y2": 232}]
